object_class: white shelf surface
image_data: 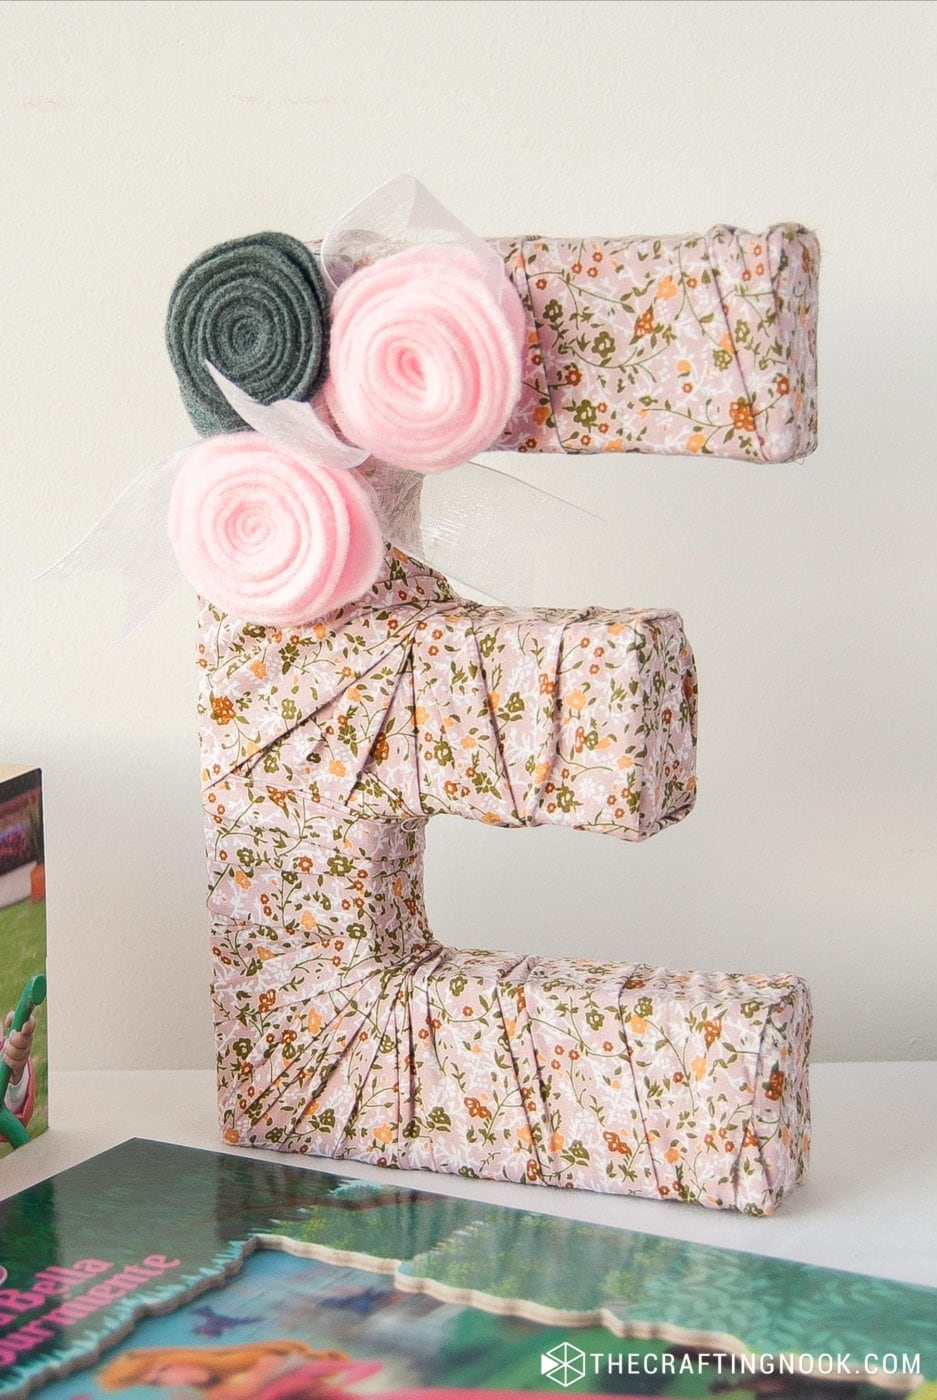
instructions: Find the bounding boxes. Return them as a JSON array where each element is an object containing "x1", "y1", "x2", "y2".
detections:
[{"x1": 1, "y1": 1064, "x2": 935, "y2": 1289}]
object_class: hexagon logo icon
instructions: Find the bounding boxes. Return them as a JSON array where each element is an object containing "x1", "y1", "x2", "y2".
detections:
[{"x1": 540, "y1": 1341, "x2": 587, "y2": 1388}]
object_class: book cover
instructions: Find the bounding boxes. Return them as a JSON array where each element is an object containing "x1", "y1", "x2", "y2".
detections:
[
  {"x1": 0, "y1": 766, "x2": 48, "y2": 1159},
  {"x1": 0, "y1": 1138, "x2": 934, "y2": 1399}
]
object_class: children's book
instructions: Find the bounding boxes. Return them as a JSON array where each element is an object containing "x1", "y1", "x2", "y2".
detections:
[
  {"x1": 0, "y1": 766, "x2": 48, "y2": 1160},
  {"x1": 0, "y1": 1139, "x2": 934, "y2": 1399}
]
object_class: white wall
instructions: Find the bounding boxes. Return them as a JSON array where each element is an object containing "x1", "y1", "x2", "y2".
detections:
[{"x1": 1, "y1": 0, "x2": 934, "y2": 1070}]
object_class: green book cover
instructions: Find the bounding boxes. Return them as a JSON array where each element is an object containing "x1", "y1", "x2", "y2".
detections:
[
  {"x1": 0, "y1": 766, "x2": 48, "y2": 1160},
  {"x1": 0, "y1": 1139, "x2": 934, "y2": 1399}
]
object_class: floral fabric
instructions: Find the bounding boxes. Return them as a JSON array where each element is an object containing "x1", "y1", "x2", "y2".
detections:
[
  {"x1": 199, "y1": 549, "x2": 811, "y2": 1213},
  {"x1": 491, "y1": 225, "x2": 818, "y2": 462}
]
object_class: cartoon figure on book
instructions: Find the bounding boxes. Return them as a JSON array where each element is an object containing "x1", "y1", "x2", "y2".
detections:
[
  {"x1": 0, "y1": 971, "x2": 44, "y2": 1149},
  {"x1": 0, "y1": 1006, "x2": 36, "y2": 1138},
  {"x1": 97, "y1": 1340, "x2": 627, "y2": 1400}
]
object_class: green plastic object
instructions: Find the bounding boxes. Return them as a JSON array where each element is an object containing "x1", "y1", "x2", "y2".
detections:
[{"x1": 0, "y1": 973, "x2": 46, "y2": 1149}]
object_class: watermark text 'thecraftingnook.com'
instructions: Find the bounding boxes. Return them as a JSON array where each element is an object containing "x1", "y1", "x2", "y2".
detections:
[{"x1": 538, "y1": 1343, "x2": 923, "y2": 1390}]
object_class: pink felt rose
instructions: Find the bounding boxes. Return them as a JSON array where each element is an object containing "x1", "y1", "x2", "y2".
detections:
[
  {"x1": 168, "y1": 434, "x2": 382, "y2": 625},
  {"x1": 325, "y1": 245, "x2": 526, "y2": 472}
]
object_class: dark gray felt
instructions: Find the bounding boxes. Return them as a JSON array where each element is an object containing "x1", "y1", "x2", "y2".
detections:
[{"x1": 166, "y1": 231, "x2": 329, "y2": 436}]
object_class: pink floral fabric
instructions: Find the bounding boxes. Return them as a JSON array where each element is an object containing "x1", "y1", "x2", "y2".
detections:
[
  {"x1": 491, "y1": 225, "x2": 818, "y2": 462},
  {"x1": 199, "y1": 549, "x2": 811, "y2": 1213}
]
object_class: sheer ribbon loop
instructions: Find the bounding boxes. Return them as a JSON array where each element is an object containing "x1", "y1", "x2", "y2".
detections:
[{"x1": 319, "y1": 174, "x2": 508, "y2": 306}]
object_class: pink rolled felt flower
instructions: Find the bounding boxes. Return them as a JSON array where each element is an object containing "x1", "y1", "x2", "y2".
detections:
[
  {"x1": 325, "y1": 244, "x2": 526, "y2": 472},
  {"x1": 168, "y1": 434, "x2": 383, "y2": 625}
]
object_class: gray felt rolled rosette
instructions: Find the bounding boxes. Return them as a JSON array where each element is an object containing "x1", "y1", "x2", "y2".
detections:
[{"x1": 166, "y1": 231, "x2": 329, "y2": 436}]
